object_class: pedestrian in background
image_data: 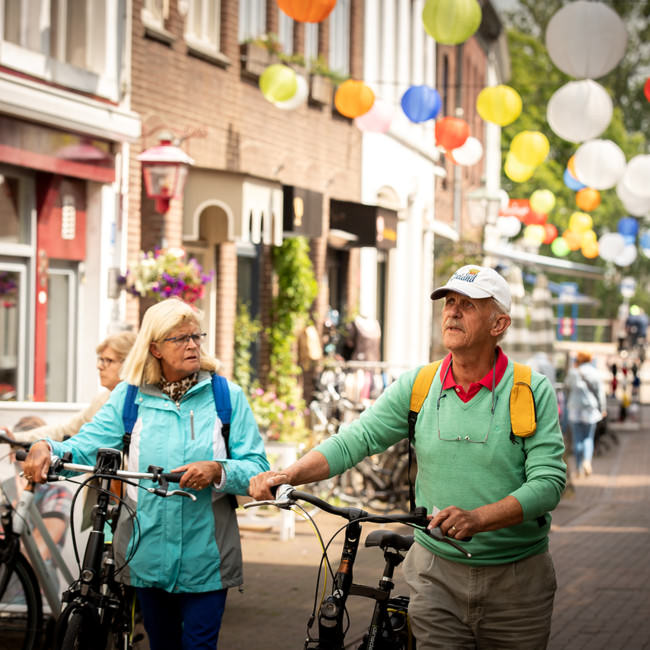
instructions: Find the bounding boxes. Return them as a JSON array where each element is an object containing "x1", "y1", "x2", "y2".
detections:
[
  {"x1": 250, "y1": 264, "x2": 567, "y2": 649},
  {"x1": 566, "y1": 350, "x2": 607, "y2": 477},
  {"x1": 23, "y1": 298, "x2": 269, "y2": 649}
]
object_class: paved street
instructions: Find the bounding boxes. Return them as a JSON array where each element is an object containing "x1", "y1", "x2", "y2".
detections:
[{"x1": 219, "y1": 407, "x2": 650, "y2": 649}]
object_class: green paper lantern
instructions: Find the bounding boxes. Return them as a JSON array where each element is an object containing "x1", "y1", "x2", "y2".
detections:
[
  {"x1": 422, "y1": 0, "x2": 482, "y2": 46},
  {"x1": 551, "y1": 237, "x2": 570, "y2": 257},
  {"x1": 259, "y1": 64, "x2": 298, "y2": 103}
]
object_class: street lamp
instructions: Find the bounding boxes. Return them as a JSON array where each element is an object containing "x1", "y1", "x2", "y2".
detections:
[
  {"x1": 466, "y1": 183, "x2": 507, "y2": 253},
  {"x1": 137, "y1": 134, "x2": 194, "y2": 214}
]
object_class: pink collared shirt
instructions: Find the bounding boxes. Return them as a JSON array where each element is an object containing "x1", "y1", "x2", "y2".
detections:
[{"x1": 439, "y1": 347, "x2": 509, "y2": 403}]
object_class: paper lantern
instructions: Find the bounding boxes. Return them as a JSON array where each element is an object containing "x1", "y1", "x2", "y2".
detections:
[
  {"x1": 496, "y1": 216, "x2": 522, "y2": 238},
  {"x1": 581, "y1": 240, "x2": 599, "y2": 259},
  {"x1": 569, "y1": 211, "x2": 593, "y2": 233},
  {"x1": 273, "y1": 74, "x2": 308, "y2": 110},
  {"x1": 530, "y1": 190, "x2": 555, "y2": 214},
  {"x1": 545, "y1": 1, "x2": 628, "y2": 79},
  {"x1": 645, "y1": 78, "x2": 650, "y2": 103},
  {"x1": 354, "y1": 98, "x2": 394, "y2": 133},
  {"x1": 598, "y1": 232, "x2": 626, "y2": 262},
  {"x1": 640, "y1": 230, "x2": 650, "y2": 257},
  {"x1": 400, "y1": 85, "x2": 442, "y2": 123},
  {"x1": 476, "y1": 85, "x2": 522, "y2": 126},
  {"x1": 546, "y1": 80, "x2": 613, "y2": 143},
  {"x1": 498, "y1": 189, "x2": 510, "y2": 211},
  {"x1": 259, "y1": 64, "x2": 298, "y2": 103},
  {"x1": 614, "y1": 244, "x2": 638, "y2": 267},
  {"x1": 573, "y1": 139, "x2": 626, "y2": 190},
  {"x1": 523, "y1": 210, "x2": 547, "y2": 226},
  {"x1": 551, "y1": 237, "x2": 570, "y2": 257},
  {"x1": 575, "y1": 188, "x2": 601, "y2": 212},
  {"x1": 277, "y1": 0, "x2": 337, "y2": 23},
  {"x1": 523, "y1": 224, "x2": 545, "y2": 246},
  {"x1": 334, "y1": 80, "x2": 375, "y2": 118},
  {"x1": 617, "y1": 216, "x2": 639, "y2": 237},
  {"x1": 450, "y1": 136, "x2": 483, "y2": 166},
  {"x1": 563, "y1": 167, "x2": 586, "y2": 191},
  {"x1": 510, "y1": 131, "x2": 550, "y2": 167},
  {"x1": 543, "y1": 223, "x2": 558, "y2": 244},
  {"x1": 616, "y1": 180, "x2": 650, "y2": 217},
  {"x1": 567, "y1": 155, "x2": 578, "y2": 178},
  {"x1": 563, "y1": 230, "x2": 582, "y2": 251},
  {"x1": 434, "y1": 117, "x2": 469, "y2": 151},
  {"x1": 581, "y1": 229, "x2": 597, "y2": 246},
  {"x1": 422, "y1": 0, "x2": 482, "y2": 45},
  {"x1": 505, "y1": 152, "x2": 535, "y2": 183},
  {"x1": 621, "y1": 155, "x2": 650, "y2": 199}
]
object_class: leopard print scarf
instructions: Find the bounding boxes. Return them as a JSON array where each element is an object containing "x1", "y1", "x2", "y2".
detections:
[{"x1": 159, "y1": 372, "x2": 199, "y2": 403}]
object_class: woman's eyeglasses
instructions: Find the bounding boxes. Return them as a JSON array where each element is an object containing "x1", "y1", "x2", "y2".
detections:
[
  {"x1": 97, "y1": 357, "x2": 120, "y2": 368},
  {"x1": 162, "y1": 333, "x2": 207, "y2": 347}
]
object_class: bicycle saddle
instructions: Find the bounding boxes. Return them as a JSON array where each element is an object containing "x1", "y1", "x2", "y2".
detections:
[{"x1": 365, "y1": 530, "x2": 414, "y2": 552}]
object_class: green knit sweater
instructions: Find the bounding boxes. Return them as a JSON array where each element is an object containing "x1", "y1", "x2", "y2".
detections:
[{"x1": 315, "y1": 361, "x2": 567, "y2": 566}]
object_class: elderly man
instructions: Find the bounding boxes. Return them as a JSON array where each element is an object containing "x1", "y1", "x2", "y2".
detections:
[{"x1": 249, "y1": 264, "x2": 566, "y2": 649}]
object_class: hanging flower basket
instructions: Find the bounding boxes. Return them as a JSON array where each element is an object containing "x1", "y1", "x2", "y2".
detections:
[{"x1": 120, "y1": 248, "x2": 213, "y2": 304}]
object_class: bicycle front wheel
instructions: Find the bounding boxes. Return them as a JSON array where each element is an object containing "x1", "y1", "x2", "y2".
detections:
[
  {"x1": 58, "y1": 606, "x2": 107, "y2": 650},
  {"x1": 0, "y1": 551, "x2": 43, "y2": 650}
]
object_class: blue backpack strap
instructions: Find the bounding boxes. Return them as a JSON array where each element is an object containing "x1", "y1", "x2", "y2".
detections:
[
  {"x1": 122, "y1": 384, "x2": 140, "y2": 453},
  {"x1": 211, "y1": 374, "x2": 237, "y2": 509}
]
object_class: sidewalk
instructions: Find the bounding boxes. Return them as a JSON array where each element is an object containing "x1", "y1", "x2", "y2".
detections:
[{"x1": 219, "y1": 407, "x2": 650, "y2": 649}]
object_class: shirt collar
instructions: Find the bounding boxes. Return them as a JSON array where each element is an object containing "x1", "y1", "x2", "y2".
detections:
[{"x1": 440, "y1": 347, "x2": 509, "y2": 391}]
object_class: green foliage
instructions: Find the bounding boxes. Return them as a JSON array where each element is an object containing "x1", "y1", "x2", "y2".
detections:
[{"x1": 233, "y1": 302, "x2": 261, "y2": 394}]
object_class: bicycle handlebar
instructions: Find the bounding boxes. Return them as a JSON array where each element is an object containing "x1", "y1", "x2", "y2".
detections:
[
  {"x1": 0, "y1": 431, "x2": 30, "y2": 450},
  {"x1": 245, "y1": 484, "x2": 471, "y2": 558}
]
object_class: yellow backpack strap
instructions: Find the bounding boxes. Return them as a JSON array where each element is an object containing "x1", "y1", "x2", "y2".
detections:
[
  {"x1": 406, "y1": 360, "x2": 442, "y2": 512},
  {"x1": 510, "y1": 362, "x2": 537, "y2": 438}
]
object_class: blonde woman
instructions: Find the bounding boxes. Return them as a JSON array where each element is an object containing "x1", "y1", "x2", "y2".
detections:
[{"x1": 24, "y1": 298, "x2": 269, "y2": 649}]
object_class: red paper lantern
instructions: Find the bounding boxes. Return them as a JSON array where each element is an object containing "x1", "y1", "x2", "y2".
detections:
[
  {"x1": 543, "y1": 223, "x2": 558, "y2": 244},
  {"x1": 645, "y1": 78, "x2": 650, "y2": 103},
  {"x1": 575, "y1": 187, "x2": 601, "y2": 212},
  {"x1": 435, "y1": 117, "x2": 470, "y2": 151},
  {"x1": 277, "y1": 0, "x2": 337, "y2": 23},
  {"x1": 334, "y1": 80, "x2": 375, "y2": 118},
  {"x1": 523, "y1": 210, "x2": 548, "y2": 226}
]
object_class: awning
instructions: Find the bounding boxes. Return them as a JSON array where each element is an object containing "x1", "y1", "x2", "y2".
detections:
[
  {"x1": 283, "y1": 185, "x2": 324, "y2": 238},
  {"x1": 329, "y1": 199, "x2": 398, "y2": 250},
  {"x1": 183, "y1": 169, "x2": 283, "y2": 245}
]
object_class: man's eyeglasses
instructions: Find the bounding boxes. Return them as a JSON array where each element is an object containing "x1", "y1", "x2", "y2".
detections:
[
  {"x1": 162, "y1": 333, "x2": 207, "y2": 347},
  {"x1": 97, "y1": 357, "x2": 120, "y2": 368}
]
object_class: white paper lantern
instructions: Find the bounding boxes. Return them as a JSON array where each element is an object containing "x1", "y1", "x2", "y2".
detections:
[
  {"x1": 496, "y1": 216, "x2": 522, "y2": 238},
  {"x1": 573, "y1": 139, "x2": 626, "y2": 190},
  {"x1": 616, "y1": 179, "x2": 650, "y2": 217},
  {"x1": 273, "y1": 74, "x2": 308, "y2": 110},
  {"x1": 498, "y1": 188, "x2": 510, "y2": 211},
  {"x1": 545, "y1": 1, "x2": 628, "y2": 79},
  {"x1": 546, "y1": 80, "x2": 612, "y2": 143},
  {"x1": 614, "y1": 244, "x2": 638, "y2": 267},
  {"x1": 620, "y1": 155, "x2": 650, "y2": 199},
  {"x1": 354, "y1": 98, "x2": 395, "y2": 133},
  {"x1": 450, "y1": 136, "x2": 483, "y2": 166},
  {"x1": 598, "y1": 232, "x2": 626, "y2": 262}
]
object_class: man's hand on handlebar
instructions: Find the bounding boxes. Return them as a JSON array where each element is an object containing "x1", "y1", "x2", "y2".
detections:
[
  {"x1": 248, "y1": 470, "x2": 291, "y2": 500},
  {"x1": 23, "y1": 440, "x2": 52, "y2": 484}
]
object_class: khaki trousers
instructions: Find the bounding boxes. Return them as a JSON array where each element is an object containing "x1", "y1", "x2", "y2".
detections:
[{"x1": 403, "y1": 542, "x2": 557, "y2": 649}]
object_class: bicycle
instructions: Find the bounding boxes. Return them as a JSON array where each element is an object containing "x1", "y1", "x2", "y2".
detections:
[
  {"x1": 28, "y1": 447, "x2": 194, "y2": 650},
  {"x1": 0, "y1": 432, "x2": 77, "y2": 650},
  {"x1": 245, "y1": 485, "x2": 472, "y2": 649}
]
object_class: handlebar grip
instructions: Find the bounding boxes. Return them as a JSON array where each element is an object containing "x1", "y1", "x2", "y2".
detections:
[
  {"x1": 15, "y1": 449, "x2": 27, "y2": 461},
  {"x1": 161, "y1": 471, "x2": 185, "y2": 483}
]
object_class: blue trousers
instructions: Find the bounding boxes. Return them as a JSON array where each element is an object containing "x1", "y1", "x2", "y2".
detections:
[
  {"x1": 570, "y1": 420, "x2": 596, "y2": 470},
  {"x1": 136, "y1": 587, "x2": 227, "y2": 650}
]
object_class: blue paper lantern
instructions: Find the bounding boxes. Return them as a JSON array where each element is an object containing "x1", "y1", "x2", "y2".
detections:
[
  {"x1": 563, "y1": 167, "x2": 586, "y2": 191},
  {"x1": 400, "y1": 85, "x2": 442, "y2": 123},
  {"x1": 617, "y1": 217, "x2": 639, "y2": 237}
]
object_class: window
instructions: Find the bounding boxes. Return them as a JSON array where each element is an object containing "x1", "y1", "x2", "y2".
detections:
[
  {"x1": 0, "y1": 174, "x2": 30, "y2": 245},
  {"x1": 142, "y1": 0, "x2": 169, "y2": 29},
  {"x1": 186, "y1": 0, "x2": 221, "y2": 53},
  {"x1": 277, "y1": 8, "x2": 293, "y2": 55},
  {"x1": 238, "y1": 0, "x2": 266, "y2": 42},
  {"x1": 304, "y1": 23, "x2": 318, "y2": 63},
  {"x1": 0, "y1": 262, "x2": 28, "y2": 401},
  {"x1": 329, "y1": 0, "x2": 350, "y2": 76}
]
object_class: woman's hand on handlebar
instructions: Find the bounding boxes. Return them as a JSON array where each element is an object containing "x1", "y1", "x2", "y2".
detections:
[
  {"x1": 23, "y1": 441, "x2": 52, "y2": 484},
  {"x1": 171, "y1": 460, "x2": 221, "y2": 491},
  {"x1": 248, "y1": 470, "x2": 290, "y2": 500}
]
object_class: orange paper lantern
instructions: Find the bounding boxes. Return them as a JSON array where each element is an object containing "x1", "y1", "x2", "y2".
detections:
[
  {"x1": 435, "y1": 117, "x2": 470, "y2": 151},
  {"x1": 277, "y1": 0, "x2": 337, "y2": 23},
  {"x1": 575, "y1": 187, "x2": 601, "y2": 212},
  {"x1": 581, "y1": 240, "x2": 599, "y2": 258},
  {"x1": 562, "y1": 229, "x2": 582, "y2": 251},
  {"x1": 334, "y1": 80, "x2": 375, "y2": 118}
]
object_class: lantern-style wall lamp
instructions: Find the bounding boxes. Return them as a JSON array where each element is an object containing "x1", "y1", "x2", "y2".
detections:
[{"x1": 137, "y1": 134, "x2": 194, "y2": 214}]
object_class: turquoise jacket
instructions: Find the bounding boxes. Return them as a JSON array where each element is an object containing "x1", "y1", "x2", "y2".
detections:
[{"x1": 49, "y1": 371, "x2": 269, "y2": 592}]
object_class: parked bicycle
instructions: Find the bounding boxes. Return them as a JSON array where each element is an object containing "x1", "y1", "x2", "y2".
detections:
[
  {"x1": 0, "y1": 432, "x2": 76, "y2": 650},
  {"x1": 245, "y1": 485, "x2": 472, "y2": 649}
]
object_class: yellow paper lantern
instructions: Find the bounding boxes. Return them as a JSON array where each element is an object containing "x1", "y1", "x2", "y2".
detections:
[
  {"x1": 581, "y1": 230, "x2": 597, "y2": 248},
  {"x1": 529, "y1": 189, "x2": 556, "y2": 214},
  {"x1": 562, "y1": 229, "x2": 582, "y2": 251},
  {"x1": 510, "y1": 131, "x2": 550, "y2": 167},
  {"x1": 576, "y1": 187, "x2": 601, "y2": 212},
  {"x1": 568, "y1": 211, "x2": 593, "y2": 233},
  {"x1": 504, "y1": 152, "x2": 535, "y2": 183},
  {"x1": 567, "y1": 154, "x2": 578, "y2": 178},
  {"x1": 581, "y1": 240, "x2": 599, "y2": 258},
  {"x1": 334, "y1": 80, "x2": 375, "y2": 118},
  {"x1": 259, "y1": 64, "x2": 298, "y2": 103},
  {"x1": 476, "y1": 85, "x2": 522, "y2": 126},
  {"x1": 422, "y1": 0, "x2": 482, "y2": 45},
  {"x1": 523, "y1": 224, "x2": 546, "y2": 246}
]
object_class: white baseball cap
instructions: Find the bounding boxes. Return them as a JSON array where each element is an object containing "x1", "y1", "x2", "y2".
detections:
[{"x1": 430, "y1": 265, "x2": 511, "y2": 312}]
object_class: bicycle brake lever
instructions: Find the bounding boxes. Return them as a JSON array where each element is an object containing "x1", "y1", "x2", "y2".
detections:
[
  {"x1": 243, "y1": 484, "x2": 295, "y2": 510},
  {"x1": 147, "y1": 487, "x2": 197, "y2": 502},
  {"x1": 425, "y1": 527, "x2": 473, "y2": 558}
]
